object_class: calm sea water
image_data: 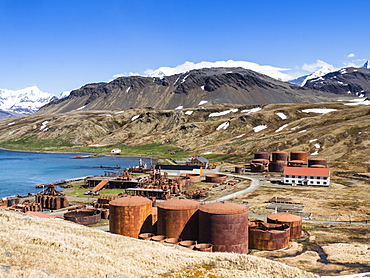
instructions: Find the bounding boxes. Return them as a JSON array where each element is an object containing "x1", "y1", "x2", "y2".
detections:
[{"x1": 0, "y1": 150, "x2": 152, "y2": 198}]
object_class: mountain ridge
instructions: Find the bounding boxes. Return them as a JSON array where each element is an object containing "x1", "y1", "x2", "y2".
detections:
[{"x1": 36, "y1": 67, "x2": 338, "y2": 115}]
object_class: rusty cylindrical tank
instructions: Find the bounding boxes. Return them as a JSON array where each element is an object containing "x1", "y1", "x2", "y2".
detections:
[
  {"x1": 157, "y1": 199, "x2": 200, "y2": 240},
  {"x1": 205, "y1": 174, "x2": 227, "y2": 183},
  {"x1": 290, "y1": 151, "x2": 308, "y2": 162},
  {"x1": 308, "y1": 158, "x2": 327, "y2": 168},
  {"x1": 64, "y1": 209, "x2": 101, "y2": 225},
  {"x1": 180, "y1": 174, "x2": 201, "y2": 183},
  {"x1": 267, "y1": 212, "x2": 302, "y2": 239},
  {"x1": 288, "y1": 160, "x2": 307, "y2": 167},
  {"x1": 254, "y1": 152, "x2": 270, "y2": 160},
  {"x1": 199, "y1": 202, "x2": 249, "y2": 254},
  {"x1": 109, "y1": 196, "x2": 152, "y2": 238},
  {"x1": 249, "y1": 222, "x2": 290, "y2": 250},
  {"x1": 235, "y1": 166, "x2": 244, "y2": 174},
  {"x1": 268, "y1": 161, "x2": 288, "y2": 172},
  {"x1": 271, "y1": 151, "x2": 289, "y2": 162}
]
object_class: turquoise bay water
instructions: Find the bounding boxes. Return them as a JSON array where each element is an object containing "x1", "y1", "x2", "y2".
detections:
[{"x1": 0, "y1": 150, "x2": 151, "y2": 198}]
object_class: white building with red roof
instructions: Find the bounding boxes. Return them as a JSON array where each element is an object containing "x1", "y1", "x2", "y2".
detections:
[{"x1": 283, "y1": 167, "x2": 330, "y2": 186}]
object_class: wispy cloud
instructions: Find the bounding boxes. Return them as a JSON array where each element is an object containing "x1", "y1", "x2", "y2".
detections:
[
  {"x1": 347, "y1": 53, "x2": 355, "y2": 58},
  {"x1": 301, "y1": 60, "x2": 335, "y2": 72},
  {"x1": 144, "y1": 60, "x2": 294, "y2": 81}
]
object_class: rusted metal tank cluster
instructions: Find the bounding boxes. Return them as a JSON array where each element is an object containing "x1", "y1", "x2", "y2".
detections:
[
  {"x1": 64, "y1": 208, "x2": 102, "y2": 225},
  {"x1": 251, "y1": 151, "x2": 327, "y2": 172},
  {"x1": 110, "y1": 198, "x2": 248, "y2": 253},
  {"x1": 267, "y1": 212, "x2": 303, "y2": 239},
  {"x1": 93, "y1": 196, "x2": 117, "y2": 209},
  {"x1": 205, "y1": 174, "x2": 227, "y2": 183},
  {"x1": 248, "y1": 221, "x2": 290, "y2": 250}
]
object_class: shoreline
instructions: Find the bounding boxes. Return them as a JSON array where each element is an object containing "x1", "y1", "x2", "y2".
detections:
[{"x1": 0, "y1": 147, "x2": 158, "y2": 160}]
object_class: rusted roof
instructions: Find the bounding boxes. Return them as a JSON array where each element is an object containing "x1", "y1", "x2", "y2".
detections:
[
  {"x1": 200, "y1": 202, "x2": 248, "y2": 215},
  {"x1": 283, "y1": 166, "x2": 330, "y2": 177},
  {"x1": 267, "y1": 212, "x2": 302, "y2": 222},
  {"x1": 157, "y1": 199, "x2": 200, "y2": 210},
  {"x1": 109, "y1": 196, "x2": 152, "y2": 207}
]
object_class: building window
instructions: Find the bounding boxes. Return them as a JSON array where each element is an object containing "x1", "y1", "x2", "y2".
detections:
[
  {"x1": 323, "y1": 182, "x2": 327, "y2": 185},
  {"x1": 323, "y1": 177, "x2": 328, "y2": 180},
  {"x1": 317, "y1": 181, "x2": 320, "y2": 185},
  {"x1": 292, "y1": 175, "x2": 295, "y2": 178}
]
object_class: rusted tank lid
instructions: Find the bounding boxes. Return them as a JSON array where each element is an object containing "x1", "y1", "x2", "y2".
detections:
[
  {"x1": 157, "y1": 199, "x2": 201, "y2": 210},
  {"x1": 267, "y1": 212, "x2": 301, "y2": 222},
  {"x1": 200, "y1": 202, "x2": 248, "y2": 215},
  {"x1": 109, "y1": 196, "x2": 152, "y2": 207}
]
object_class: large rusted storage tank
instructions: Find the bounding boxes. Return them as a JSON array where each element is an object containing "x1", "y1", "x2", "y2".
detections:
[
  {"x1": 268, "y1": 161, "x2": 288, "y2": 172},
  {"x1": 267, "y1": 212, "x2": 302, "y2": 239},
  {"x1": 249, "y1": 222, "x2": 290, "y2": 250},
  {"x1": 254, "y1": 152, "x2": 270, "y2": 160},
  {"x1": 64, "y1": 209, "x2": 101, "y2": 225},
  {"x1": 199, "y1": 202, "x2": 249, "y2": 254},
  {"x1": 290, "y1": 151, "x2": 308, "y2": 162},
  {"x1": 308, "y1": 158, "x2": 327, "y2": 168},
  {"x1": 205, "y1": 174, "x2": 227, "y2": 183},
  {"x1": 271, "y1": 151, "x2": 289, "y2": 162},
  {"x1": 157, "y1": 199, "x2": 200, "y2": 240},
  {"x1": 235, "y1": 166, "x2": 244, "y2": 174},
  {"x1": 180, "y1": 174, "x2": 201, "y2": 183},
  {"x1": 109, "y1": 196, "x2": 152, "y2": 238}
]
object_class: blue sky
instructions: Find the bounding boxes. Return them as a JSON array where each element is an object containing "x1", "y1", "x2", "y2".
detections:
[{"x1": 0, "y1": 0, "x2": 369, "y2": 95}]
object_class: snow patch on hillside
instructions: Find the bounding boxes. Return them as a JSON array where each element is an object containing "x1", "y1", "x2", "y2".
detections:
[
  {"x1": 209, "y1": 109, "x2": 238, "y2": 117},
  {"x1": 216, "y1": 121, "x2": 230, "y2": 130},
  {"x1": 131, "y1": 114, "x2": 141, "y2": 121},
  {"x1": 302, "y1": 108, "x2": 337, "y2": 114},
  {"x1": 276, "y1": 112, "x2": 287, "y2": 120},
  {"x1": 198, "y1": 100, "x2": 208, "y2": 106},
  {"x1": 253, "y1": 125, "x2": 267, "y2": 132},
  {"x1": 275, "y1": 124, "x2": 288, "y2": 132},
  {"x1": 241, "y1": 107, "x2": 261, "y2": 113},
  {"x1": 185, "y1": 111, "x2": 193, "y2": 115}
]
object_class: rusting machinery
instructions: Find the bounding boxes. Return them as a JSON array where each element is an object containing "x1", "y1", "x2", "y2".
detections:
[
  {"x1": 290, "y1": 151, "x2": 308, "y2": 163},
  {"x1": 250, "y1": 159, "x2": 269, "y2": 172},
  {"x1": 254, "y1": 152, "x2": 270, "y2": 160},
  {"x1": 205, "y1": 174, "x2": 227, "y2": 183},
  {"x1": 248, "y1": 221, "x2": 290, "y2": 250},
  {"x1": 157, "y1": 199, "x2": 200, "y2": 240},
  {"x1": 184, "y1": 188, "x2": 209, "y2": 199},
  {"x1": 199, "y1": 202, "x2": 249, "y2": 254},
  {"x1": 6, "y1": 197, "x2": 20, "y2": 207},
  {"x1": 308, "y1": 158, "x2": 328, "y2": 168},
  {"x1": 8, "y1": 200, "x2": 42, "y2": 213},
  {"x1": 64, "y1": 208, "x2": 101, "y2": 225},
  {"x1": 93, "y1": 196, "x2": 117, "y2": 209},
  {"x1": 267, "y1": 212, "x2": 302, "y2": 239},
  {"x1": 109, "y1": 196, "x2": 153, "y2": 238},
  {"x1": 35, "y1": 185, "x2": 68, "y2": 210}
]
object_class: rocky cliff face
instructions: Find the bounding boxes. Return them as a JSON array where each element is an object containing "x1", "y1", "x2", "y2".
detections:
[
  {"x1": 304, "y1": 67, "x2": 370, "y2": 97},
  {"x1": 36, "y1": 67, "x2": 337, "y2": 114}
]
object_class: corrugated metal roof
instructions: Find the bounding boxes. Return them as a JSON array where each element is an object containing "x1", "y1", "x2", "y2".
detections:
[{"x1": 283, "y1": 166, "x2": 330, "y2": 177}]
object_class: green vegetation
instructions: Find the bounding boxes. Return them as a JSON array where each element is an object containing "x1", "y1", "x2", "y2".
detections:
[{"x1": 0, "y1": 135, "x2": 75, "y2": 151}]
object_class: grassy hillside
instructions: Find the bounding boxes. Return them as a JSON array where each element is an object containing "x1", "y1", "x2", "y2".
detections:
[
  {"x1": 0, "y1": 208, "x2": 318, "y2": 278},
  {"x1": 1, "y1": 99, "x2": 370, "y2": 173}
]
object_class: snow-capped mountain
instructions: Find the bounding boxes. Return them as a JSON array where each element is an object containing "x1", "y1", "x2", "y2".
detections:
[
  {"x1": 362, "y1": 60, "x2": 370, "y2": 69},
  {"x1": 146, "y1": 60, "x2": 293, "y2": 81},
  {"x1": 0, "y1": 86, "x2": 56, "y2": 117},
  {"x1": 289, "y1": 64, "x2": 336, "y2": 86}
]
